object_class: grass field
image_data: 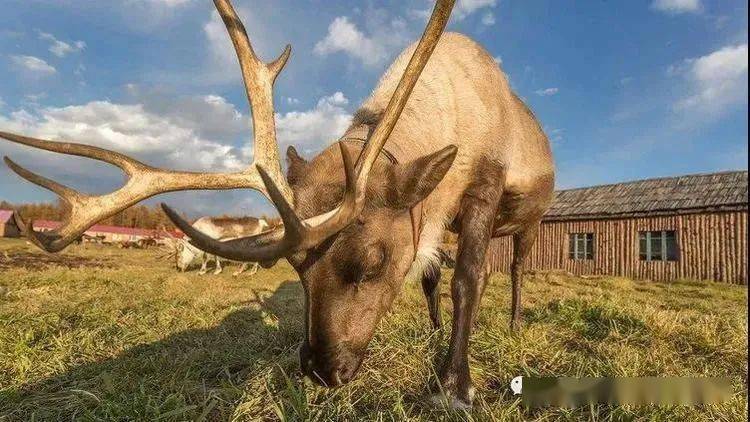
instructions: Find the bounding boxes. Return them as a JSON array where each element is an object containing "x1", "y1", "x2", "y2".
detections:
[{"x1": 0, "y1": 238, "x2": 747, "y2": 421}]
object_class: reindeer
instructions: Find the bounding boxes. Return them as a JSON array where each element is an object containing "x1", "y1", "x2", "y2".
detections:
[
  {"x1": 175, "y1": 216, "x2": 269, "y2": 276},
  {"x1": 0, "y1": 0, "x2": 553, "y2": 408}
]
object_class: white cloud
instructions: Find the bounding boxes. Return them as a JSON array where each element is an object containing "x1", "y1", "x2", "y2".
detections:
[
  {"x1": 493, "y1": 55, "x2": 502, "y2": 64},
  {"x1": 275, "y1": 92, "x2": 352, "y2": 153},
  {"x1": 546, "y1": 127, "x2": 564, "y2": 143},
  {"x1": 0, "y1": 89, "x2": 352, "y2": 216},
  {"x1": 650, "y1": 0, "x2": 702, "y2": 14},
  {"x1": 204, "y1": 9, "x2": 239, "y2": 73},
  {"x1": 37, "y1": 31, "x2": 86, "y2": 57},
  {"x1": 9, "y1": 55, "x2": 57, "y2": 76},
  {"x1": 0, "y1": 95, "x2": 248, "y2": 173},
  {"x1": 409, "y1": 0, "x2": 497, "y2": 22},
  {"x1": 481, "y1": 12, "x2": 496, "y2": 26},
  {"x1": 535, "y1": 87, "x2": 559, "y2": 96},
  {"x1": 0, "y1": 89, "x2": 354, "y2": 187},
  {"x1": 315, "y1": 0, "x2": 499, "y2": 68},
  {"x1": 674, "y1": 44, "x2": 748, "y2": 114},
  {"x1": 110, "y1": 0, "x2": 194, "y2": 33},
  {"x1": 456, "y1": 0, "x2": 498, "y2": 19},
  {"x1": 141, "y1": 0, "x2": 192, "y2": 6},
  {"x1": 125, "y1": 85, "x2": 246, "y2": 141},
  {"x1": 314, "y1": 16, "x2": 403, "y2": 67}
]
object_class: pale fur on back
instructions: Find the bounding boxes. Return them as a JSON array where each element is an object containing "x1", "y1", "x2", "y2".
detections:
[
  {"x1": 353, "y1": 32, "x2": 555, "y2": 276},
  {"x1": 182, "y1": 216, "x2": 269, "y2": 263},
  {"x1": 192, "y1": 216, "x2": 268, "y2": 240}
]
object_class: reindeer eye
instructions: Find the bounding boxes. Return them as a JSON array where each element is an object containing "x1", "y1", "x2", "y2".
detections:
[{"x1": 360, "y1": 245, "x2": 386, "y2": 281}]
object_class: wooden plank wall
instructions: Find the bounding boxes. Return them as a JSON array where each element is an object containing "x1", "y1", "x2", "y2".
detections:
[{"x1": 485, "y1": 211, "x2": 748, "y2": 284}]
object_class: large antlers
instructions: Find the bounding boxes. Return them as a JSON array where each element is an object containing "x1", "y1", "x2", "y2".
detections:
[
  {"x1": 0, "y1": 0, "x2": 293, "y2": 253},
  {"x1": 163, "y1": 0, "x2": 457, "y2": 262}
]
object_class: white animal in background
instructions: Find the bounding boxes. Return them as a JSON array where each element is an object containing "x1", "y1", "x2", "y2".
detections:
[{"x1": 175, "y1": 216, "x2": 269, "y2": 276}]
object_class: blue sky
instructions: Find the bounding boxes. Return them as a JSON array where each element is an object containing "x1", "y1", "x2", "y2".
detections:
[{"x1": 0, "y1": 0, "x2": 747, "y2": 217}]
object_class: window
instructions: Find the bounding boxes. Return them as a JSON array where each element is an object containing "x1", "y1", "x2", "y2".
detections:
[
  {"x1": 569, "y1": 233, "x2": 594, "y2": 260},
  {"x1": 639, "y1": 230, "x2": 678, "y2": 261}
]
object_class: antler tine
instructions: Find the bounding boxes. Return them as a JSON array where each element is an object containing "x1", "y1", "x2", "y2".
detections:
[
  {"x1": 0, "y1": 131, "x2": 146, "y2": 176},
  {"x1": 12, "y1": 210, "x2": 65, "y2": 253},
  {"x1": 4, "y1": 157, "x2": 83, "y2": 203},
  {"x1": 162, "y1": 202, "x2": 285, "y2": 262},
  {"x1": 268, "y1": 44, "x2": 292, "y2": 82}
]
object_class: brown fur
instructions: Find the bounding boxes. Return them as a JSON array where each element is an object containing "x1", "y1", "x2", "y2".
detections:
[{"x1": 287, "y1": 33, "x2": 554, "y2": 405}]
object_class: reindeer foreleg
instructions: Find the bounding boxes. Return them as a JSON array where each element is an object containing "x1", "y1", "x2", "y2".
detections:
[
  {"x1": 431, "y1": 158, "x2": 504, "y2": 409},
  {"x1": 198, "y1": 253, "x2": 209, "y2": 275}
]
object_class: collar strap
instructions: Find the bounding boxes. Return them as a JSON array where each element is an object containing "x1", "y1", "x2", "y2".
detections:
[{"x1": 339, "y1": 138, "x2": 422, "y2": 258}]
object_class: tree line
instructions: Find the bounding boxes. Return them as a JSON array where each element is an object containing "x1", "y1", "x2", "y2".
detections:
[{"x1": 0, "y1": 200, "x2": 179, "y2": 229}]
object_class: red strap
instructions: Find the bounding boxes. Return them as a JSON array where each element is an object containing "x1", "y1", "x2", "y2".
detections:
[{"x1": 409, "y1": 202, "x2": 423, "y2": 259}]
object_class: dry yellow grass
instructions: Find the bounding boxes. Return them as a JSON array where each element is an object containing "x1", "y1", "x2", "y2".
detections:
[{"x1": 0, "y1": 238, "x2": 747, "y2": 421}]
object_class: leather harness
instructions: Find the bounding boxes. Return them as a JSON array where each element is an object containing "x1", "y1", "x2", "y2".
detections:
[{"x1": 339, "y1": 137, "x2": 423, "y2": 259}]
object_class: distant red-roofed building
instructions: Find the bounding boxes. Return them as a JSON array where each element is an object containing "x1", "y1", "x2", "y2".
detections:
[
  {"x1": 0, "y1": 209, "x2": 21, "y2": 238},
  {"x1": 0, "y1": 209, "x2": 182, "y2": 243}
]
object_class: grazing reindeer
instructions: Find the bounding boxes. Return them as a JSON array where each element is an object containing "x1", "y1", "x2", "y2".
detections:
[
  {"x1": 0, "y1": 0, "x2": 553, "y2": 408},
  {"x1": 175, "y1": 216, "x2": 269, "y2": 276}
]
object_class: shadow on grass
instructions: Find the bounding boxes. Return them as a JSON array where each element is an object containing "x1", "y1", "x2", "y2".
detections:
[{"x1": 0, "y1": 280, "x2": 304, "y2": 421}]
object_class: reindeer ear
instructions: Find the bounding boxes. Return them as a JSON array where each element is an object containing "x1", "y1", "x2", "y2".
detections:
[
  {"x1": 286, "y1": 146, "x2": 308, "y2": 184},
  {"x1": 387, "y1": 145, "x2": 457, "y2": 209}
]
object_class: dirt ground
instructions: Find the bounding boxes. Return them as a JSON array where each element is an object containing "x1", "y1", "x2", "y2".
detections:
[{"x1": 0, "y1": 249, "x2": 113, "y2": 271}]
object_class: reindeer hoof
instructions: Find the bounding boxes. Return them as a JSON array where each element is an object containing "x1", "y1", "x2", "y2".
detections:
[{"x1": 427, "y1": 391, "x2": 473, "y2": 410}]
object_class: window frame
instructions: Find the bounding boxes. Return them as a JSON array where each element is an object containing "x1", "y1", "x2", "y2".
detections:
[
  {"x1": 639, "y1": 230, "x2": 679, "y2": 262},
  {"x1": 568, "y1": 232, "x2": 595, "y2": 261}
]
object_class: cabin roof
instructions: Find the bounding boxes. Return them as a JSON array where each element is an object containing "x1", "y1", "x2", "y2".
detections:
[
  {"x1": 27, "y1": 219, "x2": 182, "y2": 238},
  {"x1": 0, "y1": 209, "x2": 13, "y2": 224},
  {"x1": 546, "y1": 170, "x2": 748, "y2": 220}
]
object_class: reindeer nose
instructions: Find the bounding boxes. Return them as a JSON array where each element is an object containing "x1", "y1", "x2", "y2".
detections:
[
  {"x1": 299, "y1": 342, "x2": 362, "y2": 387},
  {"x1": 333, "y1": 360, "x2": 358, "y2": 385}
]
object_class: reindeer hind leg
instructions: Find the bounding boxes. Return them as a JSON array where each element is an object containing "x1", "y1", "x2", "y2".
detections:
[
  {"x1": 510, "y1": 224, "x2": 539, "y2": 331},
  {"x1": 421, "y1": 261, "x2": 442, "y2": 330},
  {"x1": 233, "y1": 262, "x2": 248, "y2": 277},
  {"x1": 213, "y1": 255, "x2": 223, "y2": 275}
]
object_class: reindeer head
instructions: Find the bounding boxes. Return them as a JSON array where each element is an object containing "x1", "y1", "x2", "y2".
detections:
[
  {"x1": 175, "y1": 239, "x2": 204, "y2": 272},
  {"x1": 283, "y1": 143, "x2": 456, "y2": 386},
  {"x1": 1, "y1": 0, "x2": 457, "y2": 387}
]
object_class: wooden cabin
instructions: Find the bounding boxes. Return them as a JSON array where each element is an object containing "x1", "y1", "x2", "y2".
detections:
[
  {"x1": 0, "y1": 209, "x2": 181, "y2": 245},
  {"x1": 486, "y1": 171, "x2": 748, "y2": 284},
  {"x1": 0, "y1": 209, "x2": 21, "y2": 238}
]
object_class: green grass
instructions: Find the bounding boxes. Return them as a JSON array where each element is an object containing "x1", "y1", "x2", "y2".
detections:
[{"x1": 0, "y1": 238, "x2": 747, "y2": 421}]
